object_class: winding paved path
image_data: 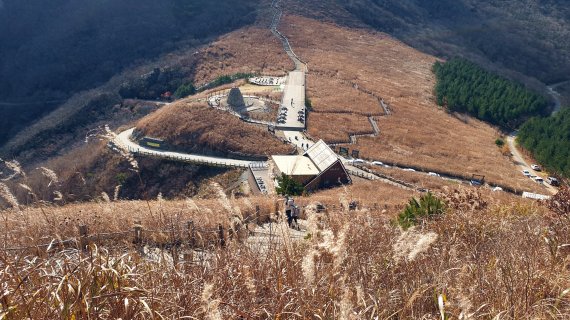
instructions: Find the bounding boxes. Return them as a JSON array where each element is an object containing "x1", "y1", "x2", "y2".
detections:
[{"x1": 114, "y1": 128, "x2": 260, "y2": 168}]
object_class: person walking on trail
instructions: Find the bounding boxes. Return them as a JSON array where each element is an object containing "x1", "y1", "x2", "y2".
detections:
[
  {"x1": 291, "y1": 205, "x2": 300, "y2": 230},
  {"x1": 291, "y1": 98, "x2": 293, "y2": 106},
  {"x1": 285, "y1": 196, "x2": 295, "y2": 227}
]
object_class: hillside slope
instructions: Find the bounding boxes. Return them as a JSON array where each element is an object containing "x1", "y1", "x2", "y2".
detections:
[
  {"x1": 287, "y1": 0, "x2": 570, "y2": 88},
  {"x1": 281, "y1": 15, "x2": 543, "y2": 192},
  {"x1": 136, "y1": 101, "x2": 292, "y2": 158},
  {"x1": 0, "y1": 0, "x2": 259, "y2": 143}
]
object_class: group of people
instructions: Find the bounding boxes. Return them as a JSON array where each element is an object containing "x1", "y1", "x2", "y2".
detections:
[{"x1": 283, "y1": 195, "x2": 300, "y2": 230}]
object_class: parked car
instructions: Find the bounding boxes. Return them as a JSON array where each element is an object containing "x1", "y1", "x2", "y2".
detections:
[
  {"x1": 427, "y1": 172, "x2": 440, "y2": 177},
  {"x1": 371, "y1": 161, "x2": 384, "y2": 166},
  {"x1": 353, "y1": 159, "x2": 365, "y2": 165},
  {"x1": 531, "y1": 164, "x2": 541, "y2": 171},
  {"x1": 534, "y1": 177, "x2": 544, "y2": 184},
  {"x1": 522, "y1": 170, "x2": 531, "y2": 177},
  {"x1": 403, "y1": 168, "x2": 416, "y2": 172},
  {"x1": 492, "y1": 187, "x2": 503, "y2": 192},
  {"x1": 470, "y1": 180, "x2": 482, "y2": 186},
  {"x1": 547, "y1": 177, "x2": 560, "y2": 186}
]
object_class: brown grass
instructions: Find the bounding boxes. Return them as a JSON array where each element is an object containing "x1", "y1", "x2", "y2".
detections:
[
  {"x1": 308, "y1": 112, "x2": 373, "y2": 143},
  {"x1": 1, "y1": 186, "x2": 568, "y2": 318},
  {"x1": 0, "y1": 195, "x2": 277, "y2": 249},
  {"x1": 137, "y1": 101, "x2": 291, "y2": 157},
  {"x1": 307, "y1": 74, "x2": 383, "y2": 114},
  {"x1": 279, "y1": 15, "x2": 544, "y2": 193},
  {"x1": 192, "y1": 26, "x2": 294, "y2": 86}
]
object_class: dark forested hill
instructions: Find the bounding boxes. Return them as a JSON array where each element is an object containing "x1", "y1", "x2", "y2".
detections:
[{"x1": 0, "y1": 0, "x2": 258, "y2": 143}]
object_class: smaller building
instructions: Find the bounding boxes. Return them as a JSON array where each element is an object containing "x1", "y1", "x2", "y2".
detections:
[
  {"x1": 271, "y1": 140, "x2": 351, "y2": 191},
  {"x1": 272, "y1": 155, "x2": 320, "y2": 185}
]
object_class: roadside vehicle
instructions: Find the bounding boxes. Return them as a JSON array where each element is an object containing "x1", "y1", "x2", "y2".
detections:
[
  {"x1": 547, "y1": 177, "x2": 560, "y2": 186},
  {"x1": 353, "y1": 159, "x2": 365, "y2": 165},
  {"x1": 470, "y1": 174, "x2": 485, "y2": 186},
  {"x1": 522, "y1": 170, "x2": 531, "y2": 177},
  {"x1": 531, "y1": 164, "x2": 541, "y2": 171},
  {"x1": 371, "y1": 161, "x2": 384, "y2": 166},
  {"x1": 427, "y1": 172, "x2": 440, "y2": 177},
  {"x1": 534, "y1": 176, "x2": 544, "y2": 184}
]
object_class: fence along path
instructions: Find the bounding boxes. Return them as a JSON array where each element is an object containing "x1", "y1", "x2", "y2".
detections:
[
  {"x1": 114, "y1": 128, "x2": 268, "y2": 169},
  {"x1": 1, "y1": 220, "x2": 228, "y2": 254},
  {"x1": 270, "y1": 0, "x2": 306, "y2": 71}
]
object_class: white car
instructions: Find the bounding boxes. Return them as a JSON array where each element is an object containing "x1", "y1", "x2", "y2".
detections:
[
  {"x1": 352, "y1": 159, "x2": 365, "y2": 165},
  {"x1": 371, "y1": 161, "x2": 384, "y2": 166},
  {"x1": 492, "y1": 187, "x2": 504, "y2": 192},
  {"x1": 403, "y1": 168, "x2": 416, "y2": 172},
  {"x1": 522, "y1": 170, "x2": 531, "y2": 177},
  {"x1": 534, "y1": 177, "x2": 544, "y2": 184},
  {"x1": 427, "y1": 172, "x2": 440, "y2": 177},
  {"x1": 531, "y1": 164, "x2": 541, "y2": 171}
]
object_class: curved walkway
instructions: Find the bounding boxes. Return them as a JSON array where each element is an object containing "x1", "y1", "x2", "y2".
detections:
[{"x1": 114, "y1": 128, "x2": 266, "y2": 169}]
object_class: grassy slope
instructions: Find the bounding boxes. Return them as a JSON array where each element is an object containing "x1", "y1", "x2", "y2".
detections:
[
  {"x1": 136, "y1": 101, "x2": 292, "y2": 157},
  {"x1": 281, "y1": 15, "x2": 543, "y2": 193},
  {"x1": 288, "y1": 0, "x2": 570, "y2": 85}
]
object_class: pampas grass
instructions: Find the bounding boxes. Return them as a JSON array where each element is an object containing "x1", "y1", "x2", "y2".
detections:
[
  {"x1": 0, "y1": 182, "x2": 19, "y2": 209},
  {"x1": 0, "y1": 184, "x2": 568, "y2": 318}
]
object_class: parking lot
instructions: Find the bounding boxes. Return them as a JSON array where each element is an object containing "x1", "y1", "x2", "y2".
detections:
[{"x1": 277, "y1": 71, "x2": 306, "y2": 130}]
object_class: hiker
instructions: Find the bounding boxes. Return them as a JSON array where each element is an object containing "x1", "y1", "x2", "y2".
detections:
[
  {"x1": 291, "y1": 205, "x2": 300, "y2": 230},
  {"x1": 285, "y1": 196, "x2": 295, "y2": 227}
]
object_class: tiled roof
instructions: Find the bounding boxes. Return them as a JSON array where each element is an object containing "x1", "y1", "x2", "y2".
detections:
[{"x1": 304, "y1": 140, "x2": 339, "y2": 171}]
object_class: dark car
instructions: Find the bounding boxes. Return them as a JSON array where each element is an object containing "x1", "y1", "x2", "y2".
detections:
[{"x1": 547, "y1": 177, "x2": 560, "y2": 186}]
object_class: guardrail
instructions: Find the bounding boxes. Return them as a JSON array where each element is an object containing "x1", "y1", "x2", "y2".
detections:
[
  {"x1": 126, "y1": 145, "x2": 253, "y2": 169},
  {"x1": 270, "y1": 0, "x2": 306, "y2": 68},
  {"x1": 345, "y1": 167, "x2": 379, "y2": 181}
]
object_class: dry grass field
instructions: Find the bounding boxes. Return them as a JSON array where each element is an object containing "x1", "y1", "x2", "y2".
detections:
[
  {"x1": 308, "y1": 112, "x2": 373, "y2": 143},
  {"x1": 136, "y1": 101, "x2": 292, "y2": 157},
  {"x1": 1, "y1": 185, "x2": 568, "y2": 318},
  {"x1": 192, "y1": 26, "x2": 294, "y2": 86},
  {"x1": 307, "y1": 74, "x2": 384, "y2": 115},
  {"x1": 280, "y1": 15, "x2": 541, "y2": 192},
  {"x1": 0, "y1": 195, "x2": 276, "y2": 249}
]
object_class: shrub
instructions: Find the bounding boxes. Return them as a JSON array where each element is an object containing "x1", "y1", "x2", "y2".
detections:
[
  {"x1": 275, "y1": 173, "x2": 305, "y2": 196},
  {"x1": 305, "y1": 97, "x2": 313, "y2": 111},
  {"x1": 397, "y1": 192, "x2": 446, "y2": 229},
  {"x1": 495, "y1": 138, "x2": 505, "y2": 147},
  {"x1": 174, "y1": 82, "x2": 196, "y2": 98}
]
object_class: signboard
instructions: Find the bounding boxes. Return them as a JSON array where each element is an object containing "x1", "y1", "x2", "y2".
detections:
[
  {"x1": 339, "y1": 147, "x2": 349, "y2": 157},
  {"x1": 351, "y1": 149, "x2": 360, "y2": 158},
  {"x1": 146, "y1": 142, "x2": 161, "y2": 148}
]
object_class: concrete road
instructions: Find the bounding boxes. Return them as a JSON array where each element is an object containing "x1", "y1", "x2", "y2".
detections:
[
  {"x1": 282, "y1": 130, "x2": 314, "y2": 152},
  {"x1": 507, "y1": 134, "x2": 557, "y2": 194},
  {"x1": 277, "y1": 71, "x2": 306, "y2": 130}
]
